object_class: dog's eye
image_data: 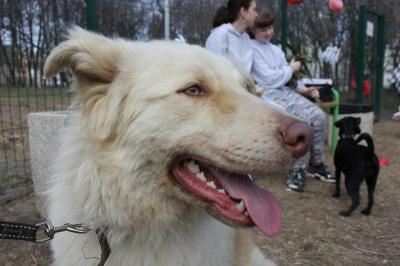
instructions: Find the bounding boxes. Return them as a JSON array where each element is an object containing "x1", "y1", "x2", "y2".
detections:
[{"x1": 182, "y1": 85, "x2": 205, "y2": 96}]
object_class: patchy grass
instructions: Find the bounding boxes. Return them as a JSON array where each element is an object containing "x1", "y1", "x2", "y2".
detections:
[{"x1": 0, "y1": 86, "x2": 73, "y2": 109}]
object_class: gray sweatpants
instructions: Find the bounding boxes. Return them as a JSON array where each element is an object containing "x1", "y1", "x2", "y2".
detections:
[{"x1": 261, "y1": 87, "x2": 326, "y2": 169}]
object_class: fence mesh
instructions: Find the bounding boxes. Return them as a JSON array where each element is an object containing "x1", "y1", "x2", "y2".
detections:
[{"x1": 0, "y1": 85, "x2": 72, "y2": 194}]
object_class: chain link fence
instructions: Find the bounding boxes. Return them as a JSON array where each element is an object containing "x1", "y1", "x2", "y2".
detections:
[{"x1": 0, "y1": 85, "x2": 72, "y2": 195}]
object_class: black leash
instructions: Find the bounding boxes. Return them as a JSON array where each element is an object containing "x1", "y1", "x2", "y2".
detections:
[
  {"x1": 0, "y1": 220, "x2": 39, "y2": 241},
  {"x1": 0, "y1": 220, "x2": 111, "y2": 266}
]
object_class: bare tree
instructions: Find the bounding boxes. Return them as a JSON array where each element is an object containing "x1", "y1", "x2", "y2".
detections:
[{"x1": 0, "y1": 0, "x2": 399, "y2": 88}]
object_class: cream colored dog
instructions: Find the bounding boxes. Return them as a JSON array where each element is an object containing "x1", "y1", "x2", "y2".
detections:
[{"x1": 44, "y1": 27, "x2": 312, "y2": 266}]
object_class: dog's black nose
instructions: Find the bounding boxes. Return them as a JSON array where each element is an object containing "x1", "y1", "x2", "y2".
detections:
[{"x1": 281, "y1": 121, "x2": 314, "y2": 158}]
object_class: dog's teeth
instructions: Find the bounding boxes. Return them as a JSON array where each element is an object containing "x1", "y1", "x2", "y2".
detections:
[
  {"x1": 244, "y1": 211, "x2": 249, "y2": 216},
  {"x1": 195, "y1": 172, "x2": 207, "y2": 182},
  {"x1": 206, "y1": 181, "x2": 217, "y2": 189},
  {"x1": 185, "y1": 160, "x2": 200, "y2": 174},
  {"x1": 236, "y1": 200, "x2": 245, "y2": 213},
  {"x1": 217, "y1": 188, "x2": 226, "y2": 194}
]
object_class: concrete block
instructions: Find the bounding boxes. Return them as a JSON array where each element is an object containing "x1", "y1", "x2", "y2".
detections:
[{"x1": 28, "y1": 111, "x2": 73, "y2": 217}]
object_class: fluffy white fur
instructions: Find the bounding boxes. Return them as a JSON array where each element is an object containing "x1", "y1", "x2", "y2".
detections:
[{"x1": 44, "y1": 27, "x2": 297, "y2": 266}]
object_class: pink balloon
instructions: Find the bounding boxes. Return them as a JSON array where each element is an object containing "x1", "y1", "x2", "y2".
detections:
[{"x1": 329, "y1": 0, "x2": 344, "y2": 12}]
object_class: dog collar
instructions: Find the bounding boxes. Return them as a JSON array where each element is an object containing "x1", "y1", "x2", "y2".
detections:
[{"x1": 341, "y1": 134, "x2": 354, "y2": 139}]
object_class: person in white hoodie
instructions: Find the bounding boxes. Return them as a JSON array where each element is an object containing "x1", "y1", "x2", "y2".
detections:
[
  {"x1": 205, "y1": 0, "x2": 258, "y2": 74},
  {"x1": 251, "y1": 10, "x2": 335, "y2": 192},
  {"x1": 389, "y1": 64, "x2": 400, "y2": 121}
]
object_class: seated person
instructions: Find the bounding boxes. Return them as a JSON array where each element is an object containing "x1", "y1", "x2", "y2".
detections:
[
  {"x1": 205, "y1": 0, "x2": 258, "y2": 74},
  {"x1": 250, "y1": 10, "x2": 334, "y2": 192},
  {"x1": 389, "y1": 64, "x2": 400, "y2": 121}
]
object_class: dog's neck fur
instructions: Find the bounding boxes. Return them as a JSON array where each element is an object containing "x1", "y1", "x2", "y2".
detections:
[{"x1": 49, "y1": 129, "x2": 184, "y2": 234}]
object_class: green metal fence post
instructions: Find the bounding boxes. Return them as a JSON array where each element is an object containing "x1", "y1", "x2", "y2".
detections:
[
  {"x1": 355, "y1": 5, "x2": 367, "y2": 104},
  {"x1": 86, "y1": 0, "x2": 97, "y2": 31},
  {"x1": 280, "y1": 0, "x2": 288, "y2": 55},
  {"x1": 374, "y1": 13, "x2": 385, "y2": 121}
]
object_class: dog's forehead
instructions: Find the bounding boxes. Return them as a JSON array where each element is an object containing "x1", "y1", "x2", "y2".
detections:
[{"x1": 123, "y1": 41, "x2": 248, "y2": 93}]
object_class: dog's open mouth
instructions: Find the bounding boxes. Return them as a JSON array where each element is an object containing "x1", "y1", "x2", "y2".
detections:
[{"x1": 171, "y1": 158, "x2": 281, "y2": 237}]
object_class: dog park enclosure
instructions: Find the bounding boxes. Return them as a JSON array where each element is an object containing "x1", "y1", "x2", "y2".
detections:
[{"x1": 0, "y1": 1, "x2": 400, "y2": 265}]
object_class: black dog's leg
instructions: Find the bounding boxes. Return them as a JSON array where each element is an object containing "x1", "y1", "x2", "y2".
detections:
[
  {"x1": 361, "y1": 174, "x2": 377, "y2": 215},
  {"x1": 339, "y1": 178, "x2": 360, "y2": 217},
  {"x1": 332, "y1": 168, "x2": 341, "y2": 198}
]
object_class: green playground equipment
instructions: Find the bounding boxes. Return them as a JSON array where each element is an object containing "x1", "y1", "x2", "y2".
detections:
[
  {"x1": 355, "y1": 5, "x2": 385, "y2": 121},
  {"x1": 330, "y1": 89, "x2": 340, "y2": 154}
]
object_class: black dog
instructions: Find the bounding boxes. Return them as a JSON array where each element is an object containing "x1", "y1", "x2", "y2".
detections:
[{"x1": 333, "y1": 117, "x2": 379, "y2": 216}]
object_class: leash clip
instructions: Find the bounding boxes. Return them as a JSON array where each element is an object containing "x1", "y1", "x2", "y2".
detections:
[{"x1": 35, "y1": 220, "x2": 91, "y2": 243}]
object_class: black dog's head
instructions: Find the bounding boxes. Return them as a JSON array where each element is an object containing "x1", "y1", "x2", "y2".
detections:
[{"x1": 334, "y1": 117, "x2": 361, "y2": 138}]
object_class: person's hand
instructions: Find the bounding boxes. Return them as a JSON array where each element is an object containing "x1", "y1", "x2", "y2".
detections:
[
  {"x1": 308, "y1": 87, "x2": 320, "y2": 98},
  {"x1": 290, "y1": 58, "x2": 302, "y2": 72},
  {"x1": 298, "y1": 85, "x2": 320, "y2": 98}
]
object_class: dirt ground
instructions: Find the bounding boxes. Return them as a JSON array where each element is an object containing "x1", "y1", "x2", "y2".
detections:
[
  {"x1": 256, "y1": 120, "x2": 400, "y2": 266},
  {"x1": 0, "y1": 120, "x2": 399, "y2": 266}
]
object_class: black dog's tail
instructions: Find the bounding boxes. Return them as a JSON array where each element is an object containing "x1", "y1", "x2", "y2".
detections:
[{"x1": 356, "y1": 133, "x2": 375, "y2": 158}]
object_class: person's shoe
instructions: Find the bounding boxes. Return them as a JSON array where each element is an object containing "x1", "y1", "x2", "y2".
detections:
[
  {"x1": 307, "y1": 163, "x2": 335, "y2": 183},
  {"x1": 287, "y1": 168, "x2": 306, "y2": 192}
]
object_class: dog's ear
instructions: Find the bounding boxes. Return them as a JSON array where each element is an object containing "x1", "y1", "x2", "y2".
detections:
[
  {"x1": 44, "y1": 26, "x2": 129, "y2": 142},
  {"x1": 44, "y1": 26, "x2": 123, "y2": 88},
  {"x1": 334, "y1": 119, "x2": 343, "y2": 128},
  {"x1": 356, "y1": 117, "x2": 361, "y2": 126}
]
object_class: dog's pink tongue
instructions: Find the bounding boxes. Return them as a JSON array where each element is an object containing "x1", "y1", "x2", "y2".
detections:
[{"x1": 216, "y1": 173, "x2": 281, "y2": 237}]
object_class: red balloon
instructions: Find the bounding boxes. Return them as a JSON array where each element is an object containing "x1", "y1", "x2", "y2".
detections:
[
  {"x1": 329, "y1": 0, "x2": 344, "y2": 12},
  {"x1": 287, "y1": 0, "x2": 302, "y2": 5}
]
